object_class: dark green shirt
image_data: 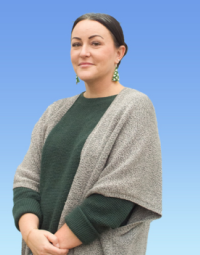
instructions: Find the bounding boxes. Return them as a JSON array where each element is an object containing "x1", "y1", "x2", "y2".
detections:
[{"x1": 13, "y1": 91, "x2": 135, "y2": 245}]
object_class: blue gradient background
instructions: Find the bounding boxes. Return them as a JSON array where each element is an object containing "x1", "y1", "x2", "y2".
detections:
[{"x1": 1, "y1": 1, "x2": 199, "y2": 254}]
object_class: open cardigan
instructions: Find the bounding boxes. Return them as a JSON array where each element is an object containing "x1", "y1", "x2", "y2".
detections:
[{"x1": 13, "y1": 87, "x2": 162, "y2": 255}]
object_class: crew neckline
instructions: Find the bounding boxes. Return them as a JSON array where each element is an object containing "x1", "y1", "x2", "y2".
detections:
[{"x1": 80, "y1": 88, "x2": 127, "y2": 100}]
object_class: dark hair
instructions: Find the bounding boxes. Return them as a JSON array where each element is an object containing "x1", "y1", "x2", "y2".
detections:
[{"x1": 71, "y1": 13, "x2": 128, "y2": 68}]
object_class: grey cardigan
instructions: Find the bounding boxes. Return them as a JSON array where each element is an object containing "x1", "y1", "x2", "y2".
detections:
[{"x1": 13, "y1": 87, "x2": 162, "y2": 255}]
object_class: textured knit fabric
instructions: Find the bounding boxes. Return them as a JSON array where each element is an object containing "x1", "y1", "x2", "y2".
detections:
[
  {"x1": 12, "y1": 91, "x2": 135, "y2": 244},
  {"x1": 13, "y1": 87, "x2": 162, "y2": 255}
]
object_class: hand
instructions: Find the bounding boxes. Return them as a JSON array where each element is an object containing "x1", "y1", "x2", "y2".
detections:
[
  {"x1": 55, "y1": 223, "x2": 82, "y2": 249},
  {"x1": 26, "y1": 228, "x2": 69, "y2": 255}
]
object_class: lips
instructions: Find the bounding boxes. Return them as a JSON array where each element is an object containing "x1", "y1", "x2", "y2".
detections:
[{"x1": 79, "y1": 63, "x2": 94, "y2": 66}]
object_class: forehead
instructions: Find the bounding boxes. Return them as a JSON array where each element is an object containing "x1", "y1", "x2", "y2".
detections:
[{"x1": 71, "y1": 20, "x2": 111, "y2": 39}]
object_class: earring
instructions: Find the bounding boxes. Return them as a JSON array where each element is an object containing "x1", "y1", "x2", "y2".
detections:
[
  {"x1": 76, "y1": 74, "x2": 80, "y2": 84},
  {"x1": 112, "y1": 66, "x2": 119, "y2": 82}
]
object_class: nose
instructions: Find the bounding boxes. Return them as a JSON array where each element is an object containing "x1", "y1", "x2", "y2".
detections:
[{"x1": 79, "y1": 44, "x2": 90, "y2": 57}]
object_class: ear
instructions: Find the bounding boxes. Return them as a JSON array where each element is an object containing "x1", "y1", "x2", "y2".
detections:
[{"x1": 115, "y1": 45, "x2": 126, "y2": 64}]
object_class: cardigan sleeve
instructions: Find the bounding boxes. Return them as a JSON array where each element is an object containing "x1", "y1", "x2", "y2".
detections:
[
  {"x1": 12, "y1": 103, "x2": 53, "y2": 230},
  {"x1": 65, "y1": 94, "x2": 162, "y2": 245},
  {"x1": 65, "y1": 193, "x2": 136, "y2": 245},
  {"x1": 83, "y1": 94, "x2": 162, "y2": 224}
]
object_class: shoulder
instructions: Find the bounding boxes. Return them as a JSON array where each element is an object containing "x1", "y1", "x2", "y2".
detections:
[
  {"x1": 45, "y1": 93, "x2": 81, "y2": 114},
  {"x1": 35, "y1": 93, "x2": 81, "y2": 125},
  {"x1": 123, "y1": 87, "x2": 155, "y2": 113}
]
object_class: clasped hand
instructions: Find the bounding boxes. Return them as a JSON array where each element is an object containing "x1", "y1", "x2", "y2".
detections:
[
  {"x1": 26, "y1": 229, "x2": 69, "y2": 255},
  {"x1": 26, "y1": 223, "x2": 83, "y2": 255}
]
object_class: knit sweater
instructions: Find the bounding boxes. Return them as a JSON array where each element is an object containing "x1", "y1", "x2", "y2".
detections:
[
  {"x1": 13, "y1": 91, "x2": 135, "y2": 245},
  {"x1": 13, "y1": 87, "x2": 162, "y2": 255}
]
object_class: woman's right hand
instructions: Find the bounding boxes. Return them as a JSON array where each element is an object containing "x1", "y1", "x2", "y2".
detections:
[{"x1": 26, "y1": 229, "x2": 69, "y2": 255}]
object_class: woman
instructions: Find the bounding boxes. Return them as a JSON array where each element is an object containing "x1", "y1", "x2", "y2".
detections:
[{"x1": 13, "y1": 13, "x2": 162, "y2": 255}]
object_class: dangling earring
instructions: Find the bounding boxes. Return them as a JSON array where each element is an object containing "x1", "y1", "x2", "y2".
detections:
[
  {"x1": 112, "y1": 66, "x2": 120, "y2": 82},
  {"x1": 76, "y1": 74, "x2": 80, "y2": 84}
]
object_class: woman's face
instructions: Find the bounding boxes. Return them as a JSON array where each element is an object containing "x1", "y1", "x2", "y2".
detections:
[{"x1": 70, "y1": 20, "x2": 120, "y2": 83}]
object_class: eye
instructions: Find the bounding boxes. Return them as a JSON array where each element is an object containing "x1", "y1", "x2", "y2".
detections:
[
  {"x1": 92, "y1": 42, "x2": 101, "y2": 46},
  {"x1": 72, "y1": 43, "x2": 81, "y2": 47},
  {"x1": 71, "y1": 42, "x2": 101, "y2": 47}
]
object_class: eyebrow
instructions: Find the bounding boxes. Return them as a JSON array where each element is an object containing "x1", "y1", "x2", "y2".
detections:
[{"x1": 71, "y1": 35, "x2": 104, "y2": 41}]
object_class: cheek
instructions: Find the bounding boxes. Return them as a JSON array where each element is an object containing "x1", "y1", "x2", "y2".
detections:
[
  {"x1": 70, "y1": 50, "x2": 78, "y2": 64},
  {"x1": 100, "y1": 48, "x2": 114, "y2": 64}
]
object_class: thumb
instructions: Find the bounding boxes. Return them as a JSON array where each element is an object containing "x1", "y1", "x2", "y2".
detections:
[{"x1": 43, "y1": 231, "x2": 60, "y2": 248}]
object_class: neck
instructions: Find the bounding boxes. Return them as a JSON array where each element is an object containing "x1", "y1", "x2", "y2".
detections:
[{"x1": 83, "y1": 77, "x2": 124, "y2": 98}]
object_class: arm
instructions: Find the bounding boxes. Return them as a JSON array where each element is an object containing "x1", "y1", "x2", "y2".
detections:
[
  {"x1": 54, "y1": 223, "x2": 83, "y2": 249},
  {"x1": 19, "y1": 213, "x2": 69, "y2": 255},
  {"x1": 13, "y1": 103, "x2": 69, "y2": 254},
  {"x1": 83, "y1": 94, "x2": 162, "y2": 221},
  {"x1": 12, "y1": 187, "x2": 42, "y2": 231},
  {"x1": 18, "y1": 213, "x2": 39, "y2": 243},
  {"x1": 12, "y1": 104, "x2": 52, "y2": 229},
  {"x1": 54, "y1": 193, "x2": 135, "y2": 249}
]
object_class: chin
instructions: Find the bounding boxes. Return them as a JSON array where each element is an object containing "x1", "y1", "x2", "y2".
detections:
[{"x1": 78, "y1": 74, "x2": 97, "y2": 82}]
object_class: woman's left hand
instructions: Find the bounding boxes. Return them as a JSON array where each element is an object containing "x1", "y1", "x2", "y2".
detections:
[{"x1": 54, "y1": 223, "x2": 83, "y2": 250}]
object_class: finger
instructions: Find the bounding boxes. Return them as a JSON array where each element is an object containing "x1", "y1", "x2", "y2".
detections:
[
  {"x1": 45, "y1": 245, "x2": 69, "y2": 255},
  {"x1": 60, "y1": 248, "x2": 70, "y2": 255},
  {"x1": 56, "y1": 248, "x2": 69, "y2": 255},
  {"x1": 47, "y1": 250, "x2": 69, "y2": 255},
  {"x1": 43, "y1": 231, "x2": 60, "y2": 248},
  {"x1": 42, "y1": 243, "x2": 69, "y2": 255},
  {"x1": 55, "y1": 247, "x2": 69, "y2": 255},
  {"x1": 42, "y1": 231, "x2": 69, "y2": 255}
]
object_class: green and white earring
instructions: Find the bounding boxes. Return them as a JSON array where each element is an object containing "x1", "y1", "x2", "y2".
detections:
[
  {"x1": 76, "y1": 74, "x2": 80, "y2": 84},
  {"x1": 112, "y1": 66, "x2": 120, "y2": 82}
]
